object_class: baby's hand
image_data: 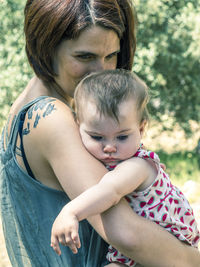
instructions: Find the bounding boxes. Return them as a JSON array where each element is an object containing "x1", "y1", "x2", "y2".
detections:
[{"x1": 50, "y1": 206, "x2": 81, "y2": 255}]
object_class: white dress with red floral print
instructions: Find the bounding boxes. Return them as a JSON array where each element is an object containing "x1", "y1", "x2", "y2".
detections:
[{"x1": 106, "y1": 147, "x2": 200, "y2": 266}]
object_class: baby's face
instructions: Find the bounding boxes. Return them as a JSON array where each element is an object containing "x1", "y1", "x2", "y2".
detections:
[{"x1": 79, "y1": 99, "x2": 145, "y2": 167}]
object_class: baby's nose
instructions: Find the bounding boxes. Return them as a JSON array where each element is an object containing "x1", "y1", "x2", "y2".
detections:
[{"x1": 103, "y1": 144, "x2": 117, "y2": 153}]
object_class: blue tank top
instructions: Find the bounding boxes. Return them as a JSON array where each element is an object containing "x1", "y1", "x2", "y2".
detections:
[{"x1": 0, "y1": 96, "x2": 109, "y2": 267}]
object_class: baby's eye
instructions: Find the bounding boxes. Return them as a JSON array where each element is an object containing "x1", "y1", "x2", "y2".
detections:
[
  {"x1": 91, "y1": 135, "x2": 103, "y2": 141},
  {"x1": 117, "y1": 135, "x2": 128, "y2": 141}
]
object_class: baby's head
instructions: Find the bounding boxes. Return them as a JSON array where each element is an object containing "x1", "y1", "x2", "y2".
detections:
[{"x1": 74, "y1": 69, "x2": 149, "y2": 166}]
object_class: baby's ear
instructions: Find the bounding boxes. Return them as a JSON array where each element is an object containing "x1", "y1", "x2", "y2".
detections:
[{"x1": 139, "y1": 119, "x2": 147, "y2": 137}]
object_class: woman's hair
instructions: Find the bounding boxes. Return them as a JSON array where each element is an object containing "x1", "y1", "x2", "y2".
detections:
[
  {"x1": 24, "y1": 0, "x2": 137, "y2": 89},
  {"x1": 74, "y1": 69, "x2": 149, "y2": 124}
]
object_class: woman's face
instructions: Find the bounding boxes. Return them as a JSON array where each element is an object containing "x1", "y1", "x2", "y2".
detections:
[{"x1": 54, "y1": 26, "x2": 120, "y2": 99}]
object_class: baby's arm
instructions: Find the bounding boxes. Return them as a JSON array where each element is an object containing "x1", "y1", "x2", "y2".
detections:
[{"x1": 51, "y1": 157, "x2": 155, "y2": 255}]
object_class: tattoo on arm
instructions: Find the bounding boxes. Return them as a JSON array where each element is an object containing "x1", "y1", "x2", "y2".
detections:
[{"x1": 23, "y1": 98, "x2": 57, "y2": 136}]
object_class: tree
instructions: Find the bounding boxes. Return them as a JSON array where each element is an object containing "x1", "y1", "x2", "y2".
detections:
[
  {"x1": 0, "y1": 0, "x2": 199, "y2": 134},
  {"x1": 0, "y1": 0, "x2": 33, "y2": 130},
  {"x1": 134, "y1": 0, "x2": 200, "y2": 134}
]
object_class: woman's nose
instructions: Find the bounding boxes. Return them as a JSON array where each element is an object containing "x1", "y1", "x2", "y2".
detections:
[
  {"x1": 92, "y1": 59, "x2": 106, "y2": 72},
  {"x1": 103, "y1": 144, "x2": 117, "y2": 154}
]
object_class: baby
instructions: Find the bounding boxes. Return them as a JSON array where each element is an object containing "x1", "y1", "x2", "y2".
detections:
[{"x1": 51, "y1": 69, "x2": 200, "y2": 266}]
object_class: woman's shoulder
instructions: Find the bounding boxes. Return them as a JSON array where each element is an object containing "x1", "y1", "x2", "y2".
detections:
[
  {"x1": 10, "y1": 76, "x2": 76, "y2": 131},
  {"x1": 20, "y1": 96, "x2": 80, "y2": 188},
  {"x1": 22, "y1": 96, "x2": 76, "y2": 137},
  {"x1": 20, "y1": 96, "x2": 78, "y2": 167}
]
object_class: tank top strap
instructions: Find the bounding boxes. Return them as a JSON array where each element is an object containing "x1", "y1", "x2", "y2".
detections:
[
  {"x1": 9, "y1": 96, "x2": 50, "y2": 150},
  {"x1": 134, "y1": 146, "x2": 160, "y2": 164}
]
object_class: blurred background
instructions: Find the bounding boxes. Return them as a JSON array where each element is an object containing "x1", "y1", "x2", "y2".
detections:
[{"x1": 0, "y1": 0, "x2": 200, "y2": 265}]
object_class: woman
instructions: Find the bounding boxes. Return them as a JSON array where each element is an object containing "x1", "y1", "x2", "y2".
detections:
[{"x1": 0, "y1": 0, "x2": 199, "y2": 266}]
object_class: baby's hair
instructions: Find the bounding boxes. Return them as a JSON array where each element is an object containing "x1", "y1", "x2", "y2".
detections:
[{"x1": 74, "y1": 69, "x2": 149, "y2": 124}]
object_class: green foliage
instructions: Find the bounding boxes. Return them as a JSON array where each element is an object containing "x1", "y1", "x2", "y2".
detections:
[
  {"x1": 0, "y1": 0, "x2": 33, "y2": 130},
  {"x1": 0, "y1": 0, "x2": 200, "y2": 134},
  {"x1": 134, "y1": 0, "x2": 200, "y2": 134},
  {"x1": 158, "y1": 150, "x2": 200, "y2": 186}
]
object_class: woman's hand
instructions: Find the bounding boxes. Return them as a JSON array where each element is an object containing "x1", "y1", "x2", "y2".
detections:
[{"x1": 51, "y1": 206, "x2": 81, "y2": 255}]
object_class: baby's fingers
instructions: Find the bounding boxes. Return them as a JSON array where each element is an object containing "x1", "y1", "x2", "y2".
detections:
[
  {"x1": 65, "y1": 236, "x2": 78, "y2": 254},
  {"x1": 71, "y1": 231, "x2": 81, "y2": 249},
  {"x1": 51, "y1": 236, "x2": 61, "y2": 256}
]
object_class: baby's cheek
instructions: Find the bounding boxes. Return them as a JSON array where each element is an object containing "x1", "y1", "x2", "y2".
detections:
[
  {"x1": 122, "y1": 144, "x2": 137, "y2": 158},
  {"x1": 86, "y1": 141, "x2": 102, "y2": 159}
]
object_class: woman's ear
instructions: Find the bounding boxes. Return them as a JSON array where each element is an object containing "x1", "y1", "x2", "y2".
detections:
[{"x1": 139, "y1": 119, "x2": 147, "y2": 137}]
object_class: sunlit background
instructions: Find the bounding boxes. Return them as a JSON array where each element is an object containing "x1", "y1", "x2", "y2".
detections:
[{"x1": 0, "y1": 0, "x2": 200, "y2": 265}]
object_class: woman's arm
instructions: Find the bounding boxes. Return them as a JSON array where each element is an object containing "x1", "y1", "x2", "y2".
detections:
[
  {"x1": 28, "y1": 100, "x2": 200, "y2": 267},
  {"x1": 51, "y1": 158, "x2": 151, "y2": 254}
]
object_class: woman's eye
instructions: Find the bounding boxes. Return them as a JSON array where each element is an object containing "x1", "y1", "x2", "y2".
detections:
[
  {"x1": 76, "y1": 54, "x2": 94, "y2": 61},
  {"x1": 106, "y1": 52, "x2": 118, "y2": 61},
  {"x1": 91, "y1": 135, "x2": 103, "y2": 141},
  {"x1": 117, "y1": 135, "x2": 128, "y2": 141}
]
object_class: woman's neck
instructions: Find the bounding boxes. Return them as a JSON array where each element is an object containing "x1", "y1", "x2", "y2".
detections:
[{"x1": 28, "y1": 76, "x2": 74, "y2": 107}]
